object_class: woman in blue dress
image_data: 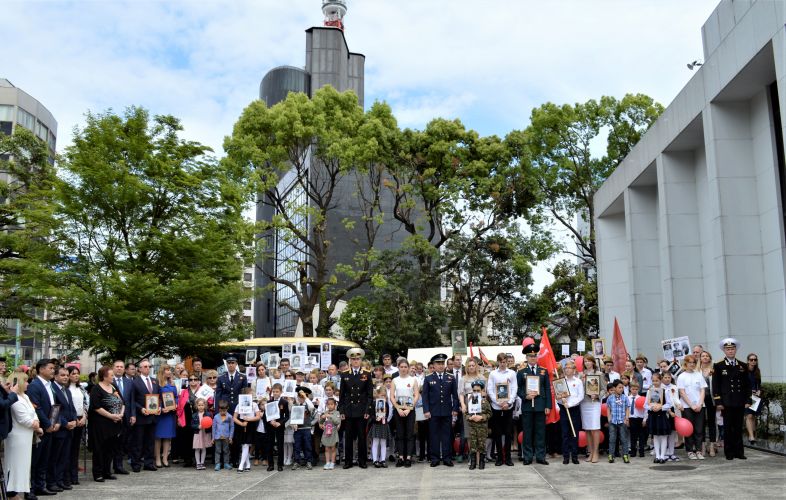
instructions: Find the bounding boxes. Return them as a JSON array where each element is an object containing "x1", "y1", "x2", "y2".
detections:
[{"x1": 155, "y1": 364, "x2": 178, "y2": 467}]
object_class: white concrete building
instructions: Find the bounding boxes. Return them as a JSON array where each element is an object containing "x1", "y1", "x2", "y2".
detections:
[{"x1": 595, "y1": 0, "x2": 786, "y2": 382}]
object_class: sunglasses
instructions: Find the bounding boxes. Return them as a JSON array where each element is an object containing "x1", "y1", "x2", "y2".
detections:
[
  {"x1": 188, "y1": 378, "x2": 199, "y2": 381},
  {"x1": 748, "y1": 358, "x2": 758, "y2": 362},
  {"x1": 207, "y1": 376, "x2": 217, "y2": 380}
]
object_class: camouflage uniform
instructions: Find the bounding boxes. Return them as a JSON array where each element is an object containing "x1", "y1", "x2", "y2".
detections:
[{"x1": 467, "y1": 397, "x2": 492, "y2": 452}]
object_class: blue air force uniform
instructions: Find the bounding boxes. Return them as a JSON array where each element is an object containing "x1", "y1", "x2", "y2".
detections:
[{"x1": 421, "y1": 354, "x2": 460, "y2": 465}]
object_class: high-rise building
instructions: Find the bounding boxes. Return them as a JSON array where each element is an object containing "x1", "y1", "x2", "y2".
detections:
[
  {"x1": 254, "y1": 1, "x2": 406, "y2": 337},
  {"x1": 0, "y1": 78, "x2": 57, "y2": 362}
]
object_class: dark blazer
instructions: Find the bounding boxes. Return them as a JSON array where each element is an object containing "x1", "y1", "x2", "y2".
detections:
[
  {"x1": 113, "y1": 375, "x2": 136, "y2": 420},
  {"x1": 131, "y1": 374, "x2": 160, "y2": 425},
  {"x1": 52, "y1": 383, "x2": 76, "y2": 437},
  {"x1": 214, "y1": 371, "x2": 247, "y2": 412},
  {"x1": 712, "y1": 359, "x2": 751, "y2": 408},
  {"x1": 27, "y1": 376, "x2": 54, "y2": 430},
  {"x1": 338, "y1": 368, "x2": 374, "y2": 418},
  {"x1": 421, "y1": 371, "x2": 460, "y2": 417},
  {"x1": 516, "y1": 365, "x2": 553, "y2": 412},
  {"x1": 0, "y1": 385, "x2": 19, "y2": 440}
]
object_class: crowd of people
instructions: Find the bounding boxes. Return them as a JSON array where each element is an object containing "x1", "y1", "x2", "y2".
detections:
[{"x1": 0, "y1": 337, "x2": 763, "y2": 499}]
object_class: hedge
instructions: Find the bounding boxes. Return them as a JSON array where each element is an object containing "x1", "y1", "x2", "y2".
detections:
[{"x1": 759, "y1": 382, "x2": 786, "y2": 438}]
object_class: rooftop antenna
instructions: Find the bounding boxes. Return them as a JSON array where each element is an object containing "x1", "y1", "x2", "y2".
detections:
[{"x1": 322, "y1": 0, "x2": 347, "y2": 31}]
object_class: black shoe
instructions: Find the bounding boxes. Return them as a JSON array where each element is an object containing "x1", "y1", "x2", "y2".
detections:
[
  {"x1": 143, "y1": 465, "x2": 157, "y2": 471},
  {"x1": 343, "y1": 463, "x2": 354, "y2": 469},
  {"x1": 72, "y1": 480, "x2": 80, "y2": 485},
  {"x1": 478, "y1": 454, "x2": 486, "y2": 470},
  {"x1": 736, "y1": 455, "x2": 747, "y2": 460},
  {"x1": 47, "y1": 486, "x2": 63, "y2": 493},
  {"x1": 114, "y1": 468, "x2": 130, "y2": 475},
  {"x1": 726, "y1": 456, "x2": 734, "y2": 460},
  {"x1": 563, "y1": 457, "x2": 570, "y2": 464},
  {"x1": 430, "y1": 461, "x2": 439, "y2": 467},
  {"x1": 277, "y1": 465, "x2": 283, "y2": 471},
  {"x1": 495, "y1": 459, "x2": 503, "y2": 466},
  {"x1": 523, "y1": 460, "x2": 532, "y2": 465},
  {"x1": 93, "y1": 477, "x2": 105, "y2": 483},
  {"x1": 25, "y1": 493, "x2": 38, "y2": 500},
  {"x1": 358, "y1": 463, "x2": 368, "y2": 469},
  {"x1": 505, "y1": 459, "x2": 514, "y2": 466},
  {"x1": 395, "y1": 459, "x2": 404, "y2": 467},
  {"x1": 443, "y1": 460, "x2": 454, "y2": 467},
  {"x1": 572, "y1": 456, "x2": 580, "y2": 465},
  {"x1": 58, "y1": 484, "x2": 73, "y2": 490},
  {"x1": 536, "y1": 459, "x2": 549, "y2": 465},
  {"x1": 469, "y1": 455, "x2": 477, "y2": 470},
  {"x1": 105, "y1": 475, "x2": 117, "y2": 480},
  {"x1": 266, "y1": 465, "x2": 274, "y2": 471},
  {"x1": 132, "y1": 468, "x2": 141, "y2": 473},
  {"x1": 639, "y1": 451, "x2": 645, "y2": 457},
  {"x1": 404, "y1": 459, "x2": 412, "y2": 467},
  {"x1": 374, "y1": 461, "x2": 381, "y2": 468},
  {"x1": 35, "y1": 489, "x2": 56, "y2": 496}
]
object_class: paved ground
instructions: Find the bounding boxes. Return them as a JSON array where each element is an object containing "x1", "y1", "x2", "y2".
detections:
[{"x1": 55, "y1": 449, "x2": 785, "y2": 500}]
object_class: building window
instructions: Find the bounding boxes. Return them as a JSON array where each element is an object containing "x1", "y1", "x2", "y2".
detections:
[
  {"x1": 16, "y1": 108, "x2": 34, "y2": 131},
  {"x1": 0, "y1": 105, "x2": 14, "y2": 122},
  {"x1": 35, "y1": 120, "x2": 48, "y2": 141},
  {"x1": 243, "y1": 300, "x2": 252, "y2": 311},
  {"x1": 243, "y1": 272, "x2": 253, "y2": 282},
  {"x1": 0, "y1": 121, "x2": 12, "y2": 137}
]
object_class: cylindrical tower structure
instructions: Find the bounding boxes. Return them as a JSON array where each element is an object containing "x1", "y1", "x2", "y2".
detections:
[
  {"x1": 322, "y1": 0, "x2": 347, "y2": 30},
  {"x1": 259, "y1": 65, "x2": 311, "y2": 107}
]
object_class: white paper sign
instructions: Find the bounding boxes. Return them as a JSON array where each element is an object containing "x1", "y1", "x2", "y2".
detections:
[
  {"x1": 467, "y1": 393, "x2": 482, "y2": 415},
  {"x1": 245, "y1": 366, "x2": 257, "y2": 382},
  {"x1": 265, "y1": 401, "x2": 280, "y2": 422},
  {"x1": 661, "y1": 336, "x2": 691, "y2": 362},
  {"x1": 237, "y1": 394, "x2": 253, "y2": 415},
  {"x1": 290, "y1": 405, "x2": 305, "y2": 425},
  {"x1": 295, "y1": 342, "x2": 307, "y2": 355},
  {"x1": 577, "y1": 340, "x2": 586, "y2": 352},
  {"x1": 282, "y1": 343, "x2": 293, "y2": 359},
  {"x1": 255, "y1": 378, "x2": 270, "y2": 399},
  {"x1": 320, "y1": 342, "x2": 332, "y2": 370},
  {"x1": 194, "y1": 384, "x2": 214, "y2": 400},
  {"x1": 282, "y1": 380, "x2": 297, "y2": 399},
  {"x1": 561, "y1": 344, "x2": 570, "y2": 356}
]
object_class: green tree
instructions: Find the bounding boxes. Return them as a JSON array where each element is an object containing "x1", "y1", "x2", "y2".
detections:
[
  {"x1": 225, "y1": 87, "x2": 398, "y2": 337},
  {"x1": 0, "y1": 128, "x2": 60, "y2": 330},
  {"x1": 53, "y1": 107, "x2": 250, "y2": 361}
]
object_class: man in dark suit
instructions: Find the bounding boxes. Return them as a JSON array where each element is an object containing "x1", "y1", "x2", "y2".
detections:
[
  {"x1": 112, "y1": 360, "x2": 134, "y2": 474},
  {"x1": 421, "y1": 353, "x2": 460, "y2": 467},
  {"x1": 712, "y1": 338, "x2": 751, "y2": 460},
  {"x1": 27, "y1": 358, "x2": 59, "y2": 496},
  {"x1": 214, "y1": 354, "x2": 246, "y2": 466},
  {"x1": 49, "y1": 367, "x2": 77, "y2": 491},
  {"x1": 338, "y1": 348, "x2": 373, "y2": 469},
  {"x1": 517, "y1": 343, "x2": 552, "y2": 465},
  {"x1": 130, "y1": 359, "x2": 160, "y2": 472}
]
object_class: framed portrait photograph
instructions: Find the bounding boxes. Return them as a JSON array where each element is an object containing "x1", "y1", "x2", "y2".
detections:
[
  {"x1": 282, "y1": 343, "x2": 293, "y2": 358},
  {"x1": 647, "y1": 387, "x2": 664, "y2": 406},
  {"x1": 255, "y1": 377, "x2": 270, "y2": 399},
  {"x1": 145, "y1": 394, "x2": 159, "y2": 413},
  {"x1": 237, "y1": 394, "x2": 253, "y2": 415},
  {"x1": 245, "y1": 349, "x2": 257, "y2": 366},
  {"x1": 667, "y1": 360, "x2": 682, "y2": 377},
  {"x1": 584, "y1": 375, "x2": 601, "y2": 397},
  {"x1": 396, "y1": 396, "x2": 414, "y2": 410},
  {"x1": 290, "y1": 405, "x2": 305, "y2": 425},
  {"x1": 592, "y1": 339, "x2": 606, "y2": 358},
  {"x1": 245, "y1": 366, "x2": 257, "y2": 382},
  {"x1": 291, "y1": 354, "x2": 302, "y2": 371},
  {"x1": 375, "y1": 398, "x2": 386, "y2": 420},
  {"x1": 496, "y1": 381, "x2": 509, "y2": 403},
  {"x1": 526, "y1": 375, "x2": 541, "y2": 395},
  {"x1": 161, "y1": 391, "x2": 177, "y2": 411},
  {"x1": 264, "y1": 400, "x2": 280, "y2": 422},
  {"x1": 552, "y1": 378, "x2": 570, "y2": 398},
  {"x1": 49, "y1": 403, "x2": 62, "y2": 424},
  {"x1": 268, "y1": 353, "x2": 280, "y2": 369},
  {"x1": 467, "y1": 393, "x2": 482, "y2": 415},
  {"x1": 306, "y1": 355, "x2": 319, "y2": 371},
  {"x1": 295, "y1": 342, "x2": 307, "y2": 355}
]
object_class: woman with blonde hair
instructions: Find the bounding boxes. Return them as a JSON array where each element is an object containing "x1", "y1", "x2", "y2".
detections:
[
  {"x1": 154, "y1": 364, "x2": 177, "y2": 467},
  {"x1": 5, "y1": 373, "x2": 42, "y2": 499}
]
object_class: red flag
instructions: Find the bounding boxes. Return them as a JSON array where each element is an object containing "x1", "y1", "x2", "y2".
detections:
[
  {"x1": 611, "y1": 318, "x2": 629, "y2": 374},
  {"x1": 469, "y1": 342, "x2": 474, "y2": 360},
  {"x1": 478, "y1": 347, "x2": 490, "y2": 367},
  {"x1": 537, "y1": 327, "x2": 560, "y2": 425}
]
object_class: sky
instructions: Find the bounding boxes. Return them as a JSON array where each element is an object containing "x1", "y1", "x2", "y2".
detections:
[{"x1": 3, "y1": 0, "x2": 720, "y2": 290}]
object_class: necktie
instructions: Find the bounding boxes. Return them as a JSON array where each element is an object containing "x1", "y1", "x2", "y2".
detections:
[
  {"x1": 145, "y1": 376, "x2": 152, "y2": 393},
  {"x1": 438, "y1": 374, "x2": 442, "y2": 381},
  {"x1": 353, "y1": 369, "x2": 358, "y2": 376}
]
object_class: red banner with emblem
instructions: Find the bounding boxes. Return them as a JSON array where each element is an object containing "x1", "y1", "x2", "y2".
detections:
[
  {"x1": 537, "y1": 327, "x2": 560, "y2": 425},
  {"x1": 611, "y1": 317, "x2": 629, "y2": 375}
]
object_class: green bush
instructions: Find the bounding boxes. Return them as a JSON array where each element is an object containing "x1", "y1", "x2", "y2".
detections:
[{"x1": 760, "y1": 382, "x2": 786, "y2": 437}]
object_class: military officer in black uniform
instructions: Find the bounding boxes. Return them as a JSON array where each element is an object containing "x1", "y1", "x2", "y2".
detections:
[
  {"x1": 421, "y1": 353, "x2": 460, "y2": 467},
  {"x1": 712, "y1": 338, "x2": 751, "y2": 460},
  {"x1": 339, "y1": 347, "x2": 373, "y2": 469},
  {"x1": 517, "y1": 343, "x2": 552, "y2": 465}
]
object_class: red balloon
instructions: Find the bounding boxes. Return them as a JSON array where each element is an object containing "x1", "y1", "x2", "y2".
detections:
[
  {"x1": 674, "y1": 417, "x2": 694, "y2": 437},
  {"x1": 200, "y1": 416, "x2": 213, "y2": 430},
  {"x1": 575, "y1": 356, "x2": 584, "y2": 372},
  {"x1": 578, "y1": 429, "x2": 604, "y2": 447},
  {"x1": 518, "y1": 431, "x2": 523, "y2": 445},
  {"x1": 635, "y1": 396, "x2": 645, "y2": 410},
  {"x1": 453, "y1": 437, "x2": 461, "y2": 454},
  {"x1": 601, "y1": 403, "x2": 608, "y2": 417}
]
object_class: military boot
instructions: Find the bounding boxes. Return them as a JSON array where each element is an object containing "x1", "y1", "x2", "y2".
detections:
[
  {"x1": 469, "y1": 454, "x2": 477, "y2": 470},
  {"x1": 479, "y1": 453, "x2": 486, "y2": 470}
]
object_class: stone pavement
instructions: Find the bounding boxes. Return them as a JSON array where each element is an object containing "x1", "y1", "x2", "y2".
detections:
[{"x1": 56, "y1": 449, "x2": 785, "y2": 500}]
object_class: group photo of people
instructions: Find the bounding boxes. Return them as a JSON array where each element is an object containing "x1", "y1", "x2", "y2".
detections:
[{"x1": 0, "y1": 336, "x2": 763, "y2": 499}]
